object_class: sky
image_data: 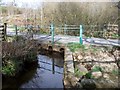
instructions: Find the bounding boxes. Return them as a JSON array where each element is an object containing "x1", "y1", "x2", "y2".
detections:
[
  {"x1": 1, "y1": 0, "x2": 119, "y2": 9},
  {"x1": 1, "y1": 0, "x2": 43, "y2": 8}
]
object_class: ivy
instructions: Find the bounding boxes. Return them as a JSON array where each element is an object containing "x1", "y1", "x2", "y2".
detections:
[{"x1": 2, "y1": 61, "x2": 16, "y2": 76}]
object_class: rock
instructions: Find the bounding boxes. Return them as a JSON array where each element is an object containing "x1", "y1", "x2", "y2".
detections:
[
  {"x1": 85, "y1": 64, "x2": 93, "y2": 71},
  {"x1": 103, "y1": 73, "x2": 110, "y2": 80},
  {"x1": 81, "y1": 79, "x2": 96, "y2": 89},
  {"x1": 64, "y1": 79, "x2": 71, "y2": 86},
  {"x1": 76, "y1": 64, "x2": 88, "y2": 75},
  {"x1": 92, "y1": 71, "x2": 102, "y2": 79},
  {"x1": 77, "y1": 55, "x2": 83, "y2": 60},
  {"x1": 75, "y1": 82, "x2": 83, "y2": 88},
  {"x1": 70, "y1": 76, "x2": 79, "y2": 86},
  {"x1": 96, "y1": 78, "x2": 118, "y2": 88}
]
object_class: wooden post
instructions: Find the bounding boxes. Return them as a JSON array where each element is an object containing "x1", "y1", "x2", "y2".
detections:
[
  {"x1": 80, "y1": 25, "x2": 83, "y2": 44},
  {"x1": 64, "y1": 24, "x2": 67, "y2": 35},
  {"x1": 37, "y1": 25, "x2": 40, "y2": 33},
  {"x1": 4, "y1": 23, "x2": 7, "y2": 41},
  {"x1": 15, "y1": 25, "x2": 18, "y2": 35}
]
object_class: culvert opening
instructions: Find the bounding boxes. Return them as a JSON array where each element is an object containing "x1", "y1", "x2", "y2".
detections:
[
  {"x1": 48, "y1": 45, "x2": 53, "y2": 51},
  {"x1": 59, "y1": 48, "x2": 65, "y2": 59}
]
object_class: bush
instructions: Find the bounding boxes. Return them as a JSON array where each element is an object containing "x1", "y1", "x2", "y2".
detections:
[{"x1": 2, "y1": 39, "x2": 38, "y2": 76}]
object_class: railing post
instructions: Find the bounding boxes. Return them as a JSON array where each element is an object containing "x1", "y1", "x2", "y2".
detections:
[
  {"x1": 80, "y1": 25, "x2": 83, "y2": 44},
  {"x1": 51, "y1": 23, "x2": 54, "y2": 45}
]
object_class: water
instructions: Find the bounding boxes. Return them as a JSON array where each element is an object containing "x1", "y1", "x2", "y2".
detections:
[{"x1": 2, "y1": 53, "x2": 64, "y2": 89}]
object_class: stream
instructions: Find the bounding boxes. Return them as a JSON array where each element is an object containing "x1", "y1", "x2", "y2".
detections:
[{"x1": 3, "y1": 52, "x2": 64, "y2": 89}]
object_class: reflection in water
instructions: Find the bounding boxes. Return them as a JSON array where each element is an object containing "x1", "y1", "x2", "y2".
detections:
[
  {"x1": 52, "y1": 58, "x2": 55, "y2": 74},
  {"x1": 3, "y1": 53, "x2": 64, "y2": 89},
  {"x1": 21, "y1": 55, "x2": 63, "y2": 88},
  {"x1": 20, "y1": 54, "x2": 64, "y2": 88},
  {"x1": 2, "y1": 63, "x2": 38, "y2": 89}
]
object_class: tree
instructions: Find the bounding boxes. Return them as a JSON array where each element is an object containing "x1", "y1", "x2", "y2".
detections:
[{"x1": 42, "y1": 2, "x2": 118, "y2": 25}]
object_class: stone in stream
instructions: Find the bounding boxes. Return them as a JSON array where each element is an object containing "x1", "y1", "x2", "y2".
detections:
[{"x1": 80, "y1": 79, "x2": 96, "y2": 89}]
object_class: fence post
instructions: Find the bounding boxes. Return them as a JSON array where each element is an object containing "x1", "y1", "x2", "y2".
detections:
[
  {"x1": 37, "y1": 25, "x2": 40, "y2": 33},
  {"x1": 51, "y1": 23, "x2": 54, "y2": 45},
  {"x1": 15, "y1": 25, "x2": 18, "y2": 35},
  {"x1": 79, "y1": 25, "x2": 83, "y2": 44},
  {"x1": 64, "y1": 24, "x2": 67, "y2": 35},
  {"x1": 4, "y1": 23, "x2": 7, "y2": 41}
]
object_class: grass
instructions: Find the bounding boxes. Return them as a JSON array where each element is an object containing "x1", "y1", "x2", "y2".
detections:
[
  {"x1": 74, "y1": 68, "x2": 87, "y2": 77},
  {"x1": 111, "y1": 34, "x2": 120, "y2": 38},
  {"x1": 67, "y1": 42, "x2": 100, "y2": 53},
  {"x1": 89, "y1": 45, "x2": 100, "y2": 52},
  {"x1": 91, "y1": 66, "x2": 102, "y2": 72},
  {"x1": 55, "y1": 42, "x2": 62, "y2": 45},
  {"x1": 67, "y1": 42, "x2": 86, "y2": 52},
  {"x1": 18, "y1": 26, "x2": 25, "y2": 32},
  {"x1": 74, "y1": 66, "x2": 103, "y2": 79}
]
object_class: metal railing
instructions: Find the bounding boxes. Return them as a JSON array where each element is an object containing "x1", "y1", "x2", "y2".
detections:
[{"x1": 6, "y1": 23, "x2": 118, "y2": 45}]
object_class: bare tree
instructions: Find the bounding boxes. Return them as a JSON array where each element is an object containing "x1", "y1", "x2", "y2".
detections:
[{"x1": 42, "y1": 2, "x2": 118, "y2": 25}]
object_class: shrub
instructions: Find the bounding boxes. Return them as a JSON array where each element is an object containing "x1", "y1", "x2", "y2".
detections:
[{"x1": 2, "y1": 39, "x2": 38, "y2": 76}]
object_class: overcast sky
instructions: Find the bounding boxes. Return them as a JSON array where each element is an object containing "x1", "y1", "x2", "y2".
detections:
[
  {"x1": 2, "y1": 0, "x2": 119, "y2": 3},
  {"x1": 1, "y1": 0, "x2": 119, "y2": 9}
]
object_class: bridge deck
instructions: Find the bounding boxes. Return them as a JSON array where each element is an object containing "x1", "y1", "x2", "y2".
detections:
[
  {"x1": 6, "y1": 28, "x2": 120, "y2": 46},
  {"x1": 33, "y1": 34, "x2": 120, "y2": 46}
]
